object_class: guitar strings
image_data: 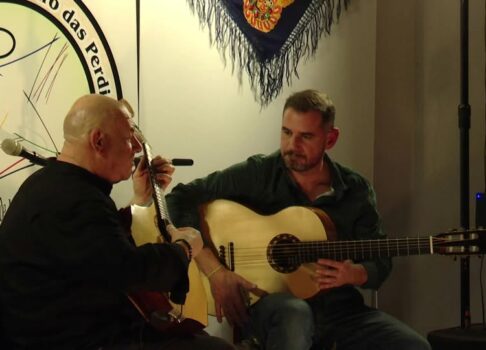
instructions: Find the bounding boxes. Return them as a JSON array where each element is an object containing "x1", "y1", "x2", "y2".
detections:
[
  {"x1": 219, "y1": 237, "x2": 448, "y2": 253},
  {"x1": 231, "y1": 237, "x2": 466, "y2": 251},
  {"x1": 216, "y1": 237, "x2": 464, "y2": 267}
]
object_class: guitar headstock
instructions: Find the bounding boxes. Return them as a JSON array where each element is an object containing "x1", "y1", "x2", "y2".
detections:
[
  {"x1": 434, "y1": 228, "x2": 486, "y2": 255},
  {"x1": 131, "y1": 124, "x2": 172, "y2": 242},
  {"x1": 133, "y1": 124, "x2": 147, "y2": 145}
]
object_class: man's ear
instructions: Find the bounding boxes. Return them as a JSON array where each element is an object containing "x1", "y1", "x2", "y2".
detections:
[
  {"x1": 89, "y1": 129, "x2": 104, "y2": 153},
  {"x1": 326, "y1": 127, "x2": 340, "y2": 150}
]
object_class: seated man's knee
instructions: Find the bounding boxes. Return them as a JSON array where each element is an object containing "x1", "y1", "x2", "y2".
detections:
[
  {"x1": 265, "y1": 293, "x2": 313, "y2": 326},
  {"x1": 393, "y1": 335, "x2": 431, "y2": 350},
  {"x1": 249, "y1": 293, "x2": 314, "y2": 350},
  {"x1": 410, "y1": 338, "x2": 432, "y2": 350}
]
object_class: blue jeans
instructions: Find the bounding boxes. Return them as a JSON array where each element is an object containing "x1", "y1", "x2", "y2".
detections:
[
  {"x1": 244, "y1": 293, "x2": 314, "y2": 350},
  {"x1": 243, "y1": 291, "x2": 431, "y2": 350}
]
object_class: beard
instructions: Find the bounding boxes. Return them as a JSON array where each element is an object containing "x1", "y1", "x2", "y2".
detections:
[{"x1": 282, "y1": 151, "x2": 320, "y2": 172}]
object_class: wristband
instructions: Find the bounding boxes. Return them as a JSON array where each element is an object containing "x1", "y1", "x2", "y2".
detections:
[
  {"x1": 174, "y1": 239, "x2": 192, "y2": 262},
  {"x1": 206, "y1": 264, "x2": 224, "y2": 279}
]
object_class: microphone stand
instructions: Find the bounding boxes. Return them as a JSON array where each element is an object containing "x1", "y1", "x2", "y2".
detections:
[
  {"x1": 458, "y1": 0, "x2": 471, "y2": 330},
  {"x1": 427, "y1": 1, "x2": 486, "y2": 348}
]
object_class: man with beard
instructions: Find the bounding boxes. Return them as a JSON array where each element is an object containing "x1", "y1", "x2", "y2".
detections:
[{"x1": 166, "y1": 90, "x2": 430, "y2": 350}]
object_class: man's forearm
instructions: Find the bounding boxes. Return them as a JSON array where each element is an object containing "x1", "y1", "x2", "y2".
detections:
[{"x1": 195, "y1": 247, "x2": 225, "y2": 277}]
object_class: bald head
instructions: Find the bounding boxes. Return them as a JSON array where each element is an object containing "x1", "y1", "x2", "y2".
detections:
[
  {"x1": 58, "y1": 94, "x2": 140, "y2": 183},
  {"x1": 63, "y1": 94, "x2": 133, "y2": 142}
]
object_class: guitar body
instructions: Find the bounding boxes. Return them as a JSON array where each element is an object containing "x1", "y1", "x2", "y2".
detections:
[
  {"x1": 201, "y1": 199, "x2": 336, "y2": 315},
  {"x1": 131, "y1": 204, "x2": 208, "y2": 334}
]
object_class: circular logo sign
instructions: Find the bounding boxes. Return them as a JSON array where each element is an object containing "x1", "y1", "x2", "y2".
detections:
[{"x1": 0, "y1": 0, "x2": 123, "y2": 208}]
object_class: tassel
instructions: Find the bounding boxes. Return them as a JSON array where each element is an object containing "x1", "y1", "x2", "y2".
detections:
[{"x1": 186, "y1": 0, "x2": 350, "y2": 107}]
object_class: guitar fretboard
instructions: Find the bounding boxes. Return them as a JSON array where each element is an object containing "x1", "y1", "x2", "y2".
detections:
[
  {"x1": 294, "y1": 237, "x2": 434, "y2": 263},
  {"x1": 142, "y1": 142, "x2": 172, "y2": 241}
]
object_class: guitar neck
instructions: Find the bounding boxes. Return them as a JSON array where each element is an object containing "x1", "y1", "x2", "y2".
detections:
[
  {"x1": 297, "y1": 237, "x2": 437, "y2": 262},
  {"x1": 142, "y1": 142, "x2": 172, "y2": 242}
]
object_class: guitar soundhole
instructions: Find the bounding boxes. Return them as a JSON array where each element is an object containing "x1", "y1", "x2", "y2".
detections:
[{"x1": 267, "y1": 233, "x2": 300, "y2": 273}]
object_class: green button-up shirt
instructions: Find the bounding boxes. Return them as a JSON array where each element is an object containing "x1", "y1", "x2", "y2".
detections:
[{"x1": 167, "y1": 150, "x2": 391, "y2": 290}]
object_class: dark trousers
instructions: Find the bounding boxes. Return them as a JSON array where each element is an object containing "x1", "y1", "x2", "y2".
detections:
[
  {"x1": 102, "y1": 330, "x2": 235, "y2": 350},
  {"x1": 308, "y1": 290, "x2": 431, "y2": 350},
  {"x1": 243, "y1": 290, "x2": 431, "y2": 350}
]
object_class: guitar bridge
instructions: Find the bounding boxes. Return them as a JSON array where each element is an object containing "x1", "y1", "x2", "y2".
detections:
[{"x1": 218, "y1": 242, "x2": 235, "y2": 271}]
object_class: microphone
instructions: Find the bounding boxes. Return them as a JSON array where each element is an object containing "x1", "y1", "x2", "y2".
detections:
[
  {"x1": 134, "y1": 156, "x2": 194, "y2": 167},
  {"x1": 1, "y1": 138, "x2": 48, "y2": 166},
  {"x1": 171, "y1": 158, "x2": 194, "y2": 166}
]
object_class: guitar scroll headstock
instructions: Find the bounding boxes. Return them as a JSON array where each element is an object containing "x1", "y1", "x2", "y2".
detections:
[{"x1": 434, "y1": 228, "x2": 486, "y2": 255}]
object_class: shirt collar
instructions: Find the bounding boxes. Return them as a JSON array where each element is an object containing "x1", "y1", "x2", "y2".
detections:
[
  {"x1": 324, "y1": 153, "x2": 348, "y2": 200},
  {"x1": 49, "y1": 158, "x2": 113, "y2": 196},
  {"x1": 277, "y1": 151, "x2": 348, "y2": 202}
]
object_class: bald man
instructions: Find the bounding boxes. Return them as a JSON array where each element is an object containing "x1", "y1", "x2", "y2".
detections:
[{"x1": 0, "y1": 95, "x2": 234, "y2": 350}]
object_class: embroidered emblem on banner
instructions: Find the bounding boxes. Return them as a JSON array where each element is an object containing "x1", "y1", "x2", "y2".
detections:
[{"x1": 187, "y1": 0, "x2": 350, "y2": 106}]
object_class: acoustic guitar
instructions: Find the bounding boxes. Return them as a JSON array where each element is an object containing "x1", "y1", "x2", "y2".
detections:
[
  {"x1": 200, "y1": 199, "x2": 486, "y2": 313},
  {"x1": 128, "y1": 130, "x2": 207, "y2": 334}
]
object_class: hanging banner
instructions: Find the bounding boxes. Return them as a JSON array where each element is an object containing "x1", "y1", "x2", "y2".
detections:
[{"x1": 187, "y1": 0, "x2": 350, "y2": 106}]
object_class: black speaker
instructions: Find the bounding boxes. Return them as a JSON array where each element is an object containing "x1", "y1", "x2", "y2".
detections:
[
  {"x1": 428, "y1": 325, "x2": 486, "y2": 350},
  {"x1": 476, "y1": 192, "x2": 486, "y2": 228}
]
